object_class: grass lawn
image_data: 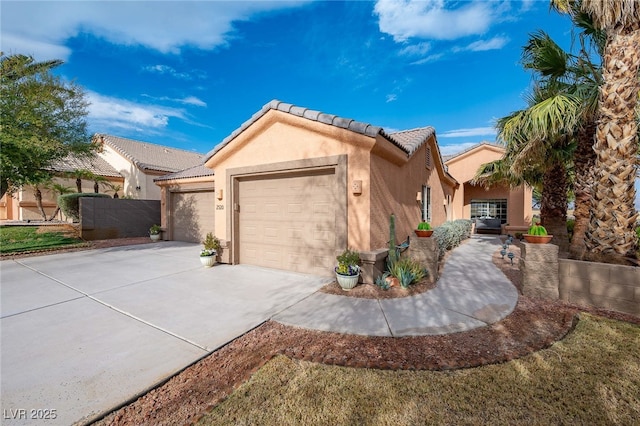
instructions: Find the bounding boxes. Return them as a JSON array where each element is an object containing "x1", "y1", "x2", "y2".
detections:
[
  {"x1": 199, "y1": 314, "x2": 640, "y2": 425},
  {"x1": 0, "y1": 226, "x2": 85, "y2": 254}
]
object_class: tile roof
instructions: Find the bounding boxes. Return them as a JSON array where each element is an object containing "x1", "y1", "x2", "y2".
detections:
[
  {"x1": 154, "y1": 164, "x2": 215, "y2": 182},
  {"x1": 49, "y1": 154, "x2": 122, "y2": 178},
  {"x1": 96, "y1": 134, "x2": 204, "y2": 173},
  {"x1": 387, "y1": 127, "x2": 436, "y2": 156},
  {"x1": 204, "y1": 100, "x2": 434, "y2": 162},
  {"x1": 443, "y1": 142, "x2": 504, "y2": 163}
]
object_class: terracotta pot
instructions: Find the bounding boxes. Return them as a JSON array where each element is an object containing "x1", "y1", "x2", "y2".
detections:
[
  {"x1": 414, "y1": 229, "x2": 433, "y2": 238},
  {"x1": 523, "y1": 234, "x2": 553, "y2": 244}
]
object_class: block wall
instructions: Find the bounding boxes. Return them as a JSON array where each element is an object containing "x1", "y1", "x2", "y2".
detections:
[{"x1": 559, "y1": 259, "x2": 640, "y2": 316}]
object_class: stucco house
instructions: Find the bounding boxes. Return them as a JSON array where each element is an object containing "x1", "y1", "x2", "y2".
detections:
[
  {"x1": 0, "y1": 155, "x2": 124, "y2": 221},
  {"x1": 156, "y1": 100, "x2": 458, "y2": 278},
  {"x1": 94, "y1": 134, "x2": 204, "y2": 200},
  {"x1": 444, "y1": 142, "x2": 533, "y2": 232},
  {"x1": 1, "y1": 134, "x2": 205, "y2": 221}
]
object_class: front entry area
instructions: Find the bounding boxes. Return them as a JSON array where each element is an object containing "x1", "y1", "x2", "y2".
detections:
[{"x1": 237, "y1": 169, "x2": 340, "y2": 276}]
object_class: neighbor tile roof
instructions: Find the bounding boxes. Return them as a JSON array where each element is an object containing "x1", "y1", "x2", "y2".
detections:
[
  {"x1": 96, "y1": 133, "x2": 204, "y2": 173},
  {"x1": 204, "y1": 99, "x2": 435, "y2": 162},
  {"x1": 154, "y1": 164, "x2": 215, "y2": 182},
  {"x1": 49, "y1": 154, "x2": 122, "y2": 178},
  {"x1": 443, "y1": 142, "x2": 504, "y2": 163}
]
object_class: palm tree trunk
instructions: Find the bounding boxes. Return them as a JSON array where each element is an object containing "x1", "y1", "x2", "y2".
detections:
[
  {"x1": 585, "y1": 28, "x2": 640, "y2": 262},
  {"x1": 540, "y1": 160, "x2": 569, "y2": 253},
  {"x1": 570, "y1": 122, "x2": 597, "y2": 259},
  {"x1": 76, "y1": 178, "x2": 82, "y2": 193},
  {"x1": 34, "y1": 188, "x2": 47, "y2": 221}
]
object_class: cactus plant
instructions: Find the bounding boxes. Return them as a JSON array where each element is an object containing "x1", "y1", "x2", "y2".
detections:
[
  {"x1": 417, "y1": 222, "x2": 431, "y2": 231},
  {"x1": 528, "y1": 223, "x2": 548, "y2": 236}
]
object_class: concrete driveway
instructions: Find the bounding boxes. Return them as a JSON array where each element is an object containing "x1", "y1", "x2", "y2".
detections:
[{"x1": 0, "y1": 242, "x2": 331, "y2": 425}]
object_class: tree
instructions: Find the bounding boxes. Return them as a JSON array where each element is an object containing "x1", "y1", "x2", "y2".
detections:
[
  {"x1": 0, "y1": 53, "x2": 94, "y2": 199},
  {"x1": 579, "y1": 0, "x2": 640, "y2": 261},
  {"x1": 46, "y1": 182, "x2": 74, "y2": 221}
]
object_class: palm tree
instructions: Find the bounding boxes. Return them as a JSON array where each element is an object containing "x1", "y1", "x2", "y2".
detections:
[
  {"x1": 103, "y1": 182, "x2": 122, "y2": 198},
  {"x1": 46, "y1": 182, "x2": 74, "y2": 221},
  {"x1": 66, "y1": 169, "x2": 95, "y2": 193},
  {"x1": 579, "y1": 0, "x2": 640, "y2": 261}
]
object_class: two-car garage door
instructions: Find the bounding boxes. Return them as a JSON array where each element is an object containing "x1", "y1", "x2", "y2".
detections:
[{"x1": 237, "y1": 169, "x2": 339, "y2": 276}]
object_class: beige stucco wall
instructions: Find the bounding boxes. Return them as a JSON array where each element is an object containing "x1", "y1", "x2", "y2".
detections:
[
  {"x1": 98, "y1": 145, "x2": 162, "y2": 200},
  {"x1": 369, "y1": 140, "x2": 454, "y2": 249},
  {"x1": 446, "y1": 144, "x2": 532, "y2": 227},
  {"x1": 205, "y1": 110, "x2": 375, "y2": 252}
]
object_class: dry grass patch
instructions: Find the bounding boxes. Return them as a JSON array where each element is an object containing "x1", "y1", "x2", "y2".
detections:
[{"x1": 198, "y1": 314, "x2": 639, "y2": 425}]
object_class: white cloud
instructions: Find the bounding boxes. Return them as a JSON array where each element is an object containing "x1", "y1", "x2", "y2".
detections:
[
  {"x1": 398, "y1": 42, "x2": 432, "y2": 57},
  {"x1": 87, "y1": 91, "x2": 186, "y2": 132},
  {"x1": 439, "y1": 127, "x2": 497, "y2": 139},
  {"x1": 374, "y1": 0, "x2": 495, "y2": 42},
  {"x1": 1, "y1": 1, "x2": 311, "y2": 60},
  {"x1": 180, "y1": 96, "x2": 207, "y2": 107},
  {"x1": 386, "y1": 94, "x2": 398, "y2": 103},
  {"x1": 464, "y1": 36, "x2": 510, "y2": 52},
  {"x1": 142, "y1": 64, "x2": 207, "y2": 80}
]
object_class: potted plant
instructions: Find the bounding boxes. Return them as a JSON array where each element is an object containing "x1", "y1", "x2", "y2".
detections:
[
  {"x1": 414, "y1": 221, "x2": 433, "y2": 237},
  {"x1": 200, "y1": 232, "x2": 221, "y2": 267},
  {"x1": 149, "y1": 224, "x2": 161, "y2": 242},
  {"x1": 523, "y1": 222, "x2": 553, "y2": 244},
  {"x1": 335, "y1": 248, "x2": 360, "y2": 291}
]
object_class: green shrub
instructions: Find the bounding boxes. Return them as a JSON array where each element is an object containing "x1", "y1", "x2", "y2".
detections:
[
  {"x1": 389, "y1": 257, "x2": 427, "y2": 288},
  {"x1": 433, "y1": 219, "x2": 473, "y2": 258},
  {"x1": 58, "y1": 193, "x2": 111, "y2": 222}
]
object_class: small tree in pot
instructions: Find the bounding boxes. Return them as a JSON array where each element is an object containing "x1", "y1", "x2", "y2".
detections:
[{"x1": 200, "y1": 233, "x2": 221, "y2": 267}]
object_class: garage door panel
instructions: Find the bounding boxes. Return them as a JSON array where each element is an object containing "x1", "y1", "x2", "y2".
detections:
[
  {"x1": 172, "y1": 192, "x2": 215, "y2": 243},
  {"x1": 238, "y1": 171, "x2": 337, "y2": 276}
]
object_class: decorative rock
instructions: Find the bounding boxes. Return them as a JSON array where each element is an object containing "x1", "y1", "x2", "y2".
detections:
[{"x1": 407, "y1": 236, "x2": 439, "y2": 283}]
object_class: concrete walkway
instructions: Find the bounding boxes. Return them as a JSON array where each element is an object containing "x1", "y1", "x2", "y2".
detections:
[
  {"x1": 274, "y1": 235, "x2": 519, "y2": 336},
  {"x1": 0, "y1": 235, "x2": 517, "y2": 425}
]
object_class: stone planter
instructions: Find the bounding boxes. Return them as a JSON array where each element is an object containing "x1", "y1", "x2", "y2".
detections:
[
  {"x1": 336, "y1": 267, "x2": 360, "y2": 291},
  {"x1": 523, "y1": 234, "x2": 553, "y2": 244},
  {"x1": 200, "y1": 255, "x2": 216, "y2": 267},
  {"x1": 414, "y1": 229, "x2": 433, "y2": 237},
  {"x1": 150, "y1": 233, "x2": 160, "y2": 242}
]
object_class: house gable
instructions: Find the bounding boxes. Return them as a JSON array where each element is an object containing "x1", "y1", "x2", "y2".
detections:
[{"x1": 445, "y1": 142, "x2": 505, "y2": 184}]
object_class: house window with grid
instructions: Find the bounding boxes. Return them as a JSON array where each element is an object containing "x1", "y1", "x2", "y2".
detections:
[
  {"x1": 470, "y1": 199, "x2": 508, "y2": 223},
  {"x1": 422, "y1": 185, "x2": 432, "y2": 222}
]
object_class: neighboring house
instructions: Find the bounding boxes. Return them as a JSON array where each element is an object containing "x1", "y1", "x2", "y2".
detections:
[
  {"x1": 444, "y1": 142, "x2": 533, "y2": 230},
  {"x1": 156, "y1": 100, "x2": 458, "y2": 278},
  {"x1": 1, "y1": 133, "x2": 204, "y2": 221},
  {"x1": 0, "y1": 155, "x2": 124, "y2": 221},
  {"x1": 94, "y1": 133, "x2": 204, "y2": 200}
]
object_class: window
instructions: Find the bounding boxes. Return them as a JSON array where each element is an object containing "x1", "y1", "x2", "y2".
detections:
[
  {"x1": 422, "y1": 185, "x2": 432, "y2": 222},
  {"x1": 470, "y1": 199, "x2": 507, "y2": 223}
]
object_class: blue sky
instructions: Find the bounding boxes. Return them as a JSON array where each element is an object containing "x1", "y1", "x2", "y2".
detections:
[{"x1": 2, "y1": 0, "x2": 638, "y2": 207}]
